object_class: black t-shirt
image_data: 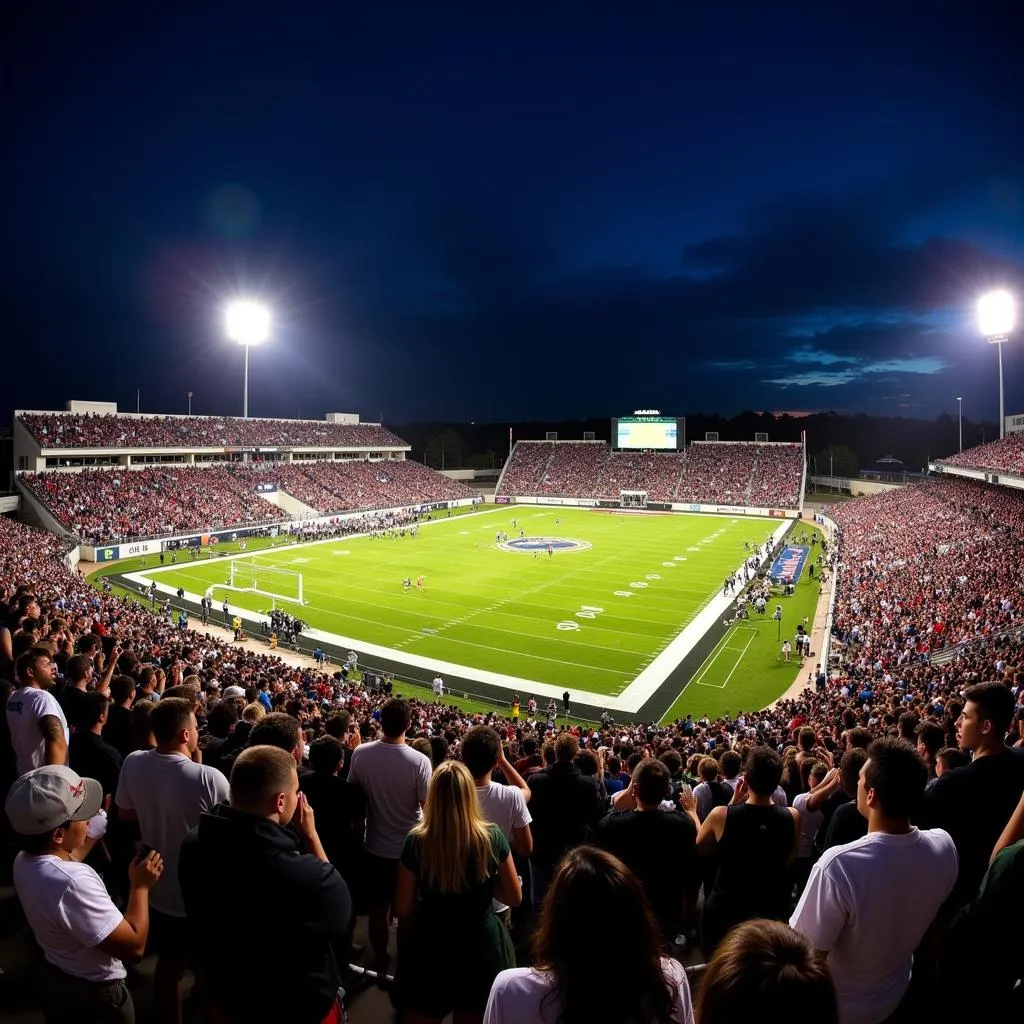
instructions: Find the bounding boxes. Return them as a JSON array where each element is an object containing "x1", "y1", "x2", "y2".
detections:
[
  {"x1": 54, "y1": 684, "x2": 91, "y2": 731},
  {"x1": 814, "y1": 790, "x2": 850, "y2": 853},
  {"x1": 102, "y1": 704, "x2": 135, "y2": 760},
  {"x1": 823, "y1": 800, "x2": 868, "y2": 851},
  {"x1": 914, "y1": 747, "x2": 1024, "y2": 914},
  {"x1": 595, "y1": 809, "x2": 697, "y2": 941},
  {"x1": 298, "y1": 770, "x2": 367, "y2": 882},
  {"x1": 69, "y1": 730, "x2": 122, "y2": 800}
]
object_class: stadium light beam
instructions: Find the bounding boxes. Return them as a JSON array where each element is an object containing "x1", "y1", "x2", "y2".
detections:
[
  {"x1": 225, "y1": 300, "x2": 271, "y2": 419},
  {"x1": 977, "y1": 290, "x2": 1015, "y2": 439}
]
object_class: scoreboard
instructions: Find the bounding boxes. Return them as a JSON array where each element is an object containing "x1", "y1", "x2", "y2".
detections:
[{"x1": 612, "y1": 416, "x2": 683, "y2": 450}]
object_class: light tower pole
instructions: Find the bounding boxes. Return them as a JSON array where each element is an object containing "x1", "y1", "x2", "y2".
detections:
[
  {"x1": 225, "y1": 300, "x2": 271, "y2": 419},
  {"x1": 977, "y1": 291, "x2": 1015, "y2": 440},
  {"x1": 956, "y1": 396, "x2": 962, "y2": 453}
]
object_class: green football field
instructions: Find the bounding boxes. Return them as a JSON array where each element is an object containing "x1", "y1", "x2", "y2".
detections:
[{"x1": 125, "y1": 507, "x2": 824, "y2": 719}]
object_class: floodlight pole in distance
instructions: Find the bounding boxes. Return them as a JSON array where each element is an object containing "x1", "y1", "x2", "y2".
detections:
[
  {"x1": 225, "y1": 300, "x2": 271, "y2": 420},
  {"x1": 977, "y1": 290, "x2": 1015, "y2": 440},
  {"x1": 956, "y1": 396, "x2": 962, "y2": 453}
]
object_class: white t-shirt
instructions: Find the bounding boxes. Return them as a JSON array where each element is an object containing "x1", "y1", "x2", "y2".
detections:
[
  {"x1": 6, "y1": 686, "x2": 69, "y2": 776},
  {"x1": 116, "y1": 750, "x2": 229, "y2": 917},
  {"x1": 476, "y1": 781, "x2": 532, "y2": 913},
  {"x1": 484, "y1": 958, "x2": 694, "y2": 1024},
  {"x1": 13, "y1": 853, "x2": 125, "y2": 982},
  {"x1": 792, "y1": 792, "x2": 823, "y2": 858},
  {"x1": 348, "y1": 740, "x2": 431, "y2": 858},
  {"x1": 790, "y1": 828, "x2": 958, "y2": 1024}
]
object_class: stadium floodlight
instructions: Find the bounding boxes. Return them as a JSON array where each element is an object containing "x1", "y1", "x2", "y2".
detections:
[
  {"x1": 225, "y1": 300, "x2": 271, "y2": 419},
  {"x1": 977, "y1": 290, "x2": 1015, "y2": 438}
]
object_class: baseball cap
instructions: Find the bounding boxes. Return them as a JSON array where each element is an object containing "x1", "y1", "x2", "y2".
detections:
[
  {"x1": 5, "y1": 766, "x2": 103, "y2": 836},
  {"x1": 223, "y1": 685, "x2": 246, "y2": 698}
]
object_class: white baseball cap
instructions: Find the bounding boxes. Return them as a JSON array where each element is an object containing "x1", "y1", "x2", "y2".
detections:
[{"x1": 5, "y1": 765, "x2": 103, "y2": 836}]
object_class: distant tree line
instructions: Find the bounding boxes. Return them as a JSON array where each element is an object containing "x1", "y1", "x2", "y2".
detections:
[{"x1": 397, "y1": 410, "x2": 999, "y2": 475}]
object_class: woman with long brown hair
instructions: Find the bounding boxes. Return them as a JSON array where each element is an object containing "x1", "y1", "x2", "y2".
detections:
[
  {"x1": 483, "y1": 845, "x2": 693, "y2": 1024},
  {"x1": 392, "y1": 759, "x2": 521, "y2": 1024}
]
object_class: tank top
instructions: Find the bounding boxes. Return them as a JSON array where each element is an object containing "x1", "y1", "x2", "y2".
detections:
[{"x1": 706, "y1": 802, "x2": 795, "y2": 926}]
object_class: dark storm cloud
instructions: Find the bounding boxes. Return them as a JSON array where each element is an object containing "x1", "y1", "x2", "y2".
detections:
[{"x1": 359, "y1": 165, "x2": 1022, "y2": 416}]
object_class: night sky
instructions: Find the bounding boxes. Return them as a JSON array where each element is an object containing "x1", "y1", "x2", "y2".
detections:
[{"x1": 4, "y1": 3, "x2": 1023, "y2": 426}]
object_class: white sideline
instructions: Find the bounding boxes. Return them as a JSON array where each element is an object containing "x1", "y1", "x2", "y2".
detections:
[{"x1": 123, "y1": 512, "x2": 791, "y2": 714}]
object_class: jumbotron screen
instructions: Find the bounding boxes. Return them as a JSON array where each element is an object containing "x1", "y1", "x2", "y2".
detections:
[{"x1": 612, "y1": 416, "x2": 681, "y2": 450}]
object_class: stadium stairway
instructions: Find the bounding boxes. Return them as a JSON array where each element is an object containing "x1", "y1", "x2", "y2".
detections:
[{"x1": 261, "y1": 489, "x2": 319, "y2": 519}]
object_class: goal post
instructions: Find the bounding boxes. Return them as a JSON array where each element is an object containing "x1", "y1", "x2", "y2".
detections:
[{"x1": 226, "y1": 558, "x2": 305, "y2": 605}]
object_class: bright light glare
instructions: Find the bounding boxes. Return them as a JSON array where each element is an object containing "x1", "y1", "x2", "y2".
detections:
[
  {"x1": 977, "y1": 290, "x2": 1015, "y2": 338},
  {"x1": 225, "y1": 300, "x2": 271, "y2": 345}
]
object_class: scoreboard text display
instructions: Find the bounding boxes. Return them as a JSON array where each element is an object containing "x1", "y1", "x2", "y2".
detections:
[{"x1": 613, "y1": 417, "x2": 680, "y2": 450}]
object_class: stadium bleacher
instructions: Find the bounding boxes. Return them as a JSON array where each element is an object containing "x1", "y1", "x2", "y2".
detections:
[
  {"x1": 498, "y1": 439, "x2": 804, "y2": 506},
  {"x1": 935, "y1": 434, "x2": 1024, "y2": 476},
  {"x1": 19, "y1": 460, "x2": 475, "y2": 544},
  {"x1": 18, "y1": 412, "x2": 406, "y2": 450}
]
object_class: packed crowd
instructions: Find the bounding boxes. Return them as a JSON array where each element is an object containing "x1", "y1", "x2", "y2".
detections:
[
  {"x1": 537, "y1": 443, "x2": 610, "y2": 497},
  {"x1": 675, "y1": 443, "x2": 755, "y2": 506},
  {"x1": 495, "y1": 441, "x2": 555, "y2": 495},
  {"x1": 18, "y1": 413, "x2": 407, "y2": 451},
  {"x1": 747, "y1": 443, "x2": 805, "y2": 508},
  {"x1": 596, "y1": 451, "x2": 687, "y2": 502},
  {"x1": 21, "y1": 461, "x2": 475, "y2": 543},
  {"x1": 936, "y1": 433, "x2": 1024, "y2": 476},
  {"x1": 21, "y1": 466, "x2": 281, "y2": 543},
  {"x1": 499, "y1": 440, "x2": 804, "y2": 507},
  {"x1": 829, "y1": 476, "x2": 1024, "y2": 659},
  {"x1": 2, "y1": 470, "x2": 1023, "y2": 1023}
]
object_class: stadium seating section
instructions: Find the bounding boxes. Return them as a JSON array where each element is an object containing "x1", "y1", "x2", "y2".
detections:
[
  {"x1": 18, "y1": 412, "x2": 406, "y2": 449},
  {"x1": 498, "y1": 440, "x2": 805, "y2": 507},
  {"x1": 936, "y1": 434, "x2": 1024, "y2": 476},
  {"x1": 21, "y1": 461, "x2": 474, "y2": 543}
]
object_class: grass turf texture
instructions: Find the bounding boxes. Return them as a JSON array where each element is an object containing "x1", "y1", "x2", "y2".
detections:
[
  {"x1": 130, "y1": 508, "x2": 819, "y2": 709},
  {"x1": 660, "y1": 523, "x2": 826, "y2": 723}
]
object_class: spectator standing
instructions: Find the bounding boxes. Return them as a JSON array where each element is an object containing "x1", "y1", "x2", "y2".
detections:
[
  {"x1": 527, "y1": 732, "x2": 601, "y2": 906},
  {"x1": 686, "y1": 746, "x2": 799, "y2": 951},
  {"x1": 942, "y1": 788, "x2": 1024, "y2": 1017},
  {"x1": 102, "y1": 676, "x2": 137, "y2": 760},
  {"x1": 392, "y1": 761, "x2": 521, "y2": 1023},
  {"x1": 461, "y1": 725, "x2": 533, "y2": 860},
  {"x1": 791, "y1": 739, "x2": 958, "y2": 1024},
  {"x1": 693, "y1": 757, "x2": 733, "y2": 821},
  {"x1": 484, "y1": 846, "x2": 693, "y2": 1024},
  {"x1": 115, "y1": 698, "x2": 229, "y2": 1024},
  {"x1": 914, "y1": 682, "x2": 1024, "y2": 915},
  {"x1": 596, "y1": 759, "x2": 697, "y2": 945},
  {"x1": 68, "y1": 691, "x2": 122, "y2": 803},
  {"x1": 6, "y1": 765, "x2": 164, "y2": 1024},
  {"x1": 179, "y1": 745, "x2": 352, "y2": 1023},
  {"x1": 461, "y1": 725, "x2": 534, "y2": 932},
  {"x1": 347, "y1": 698, "x2": 431, "y2": 974},
  {"x1": 7, "y1": 647, "x2": 68, "y2": 775}
]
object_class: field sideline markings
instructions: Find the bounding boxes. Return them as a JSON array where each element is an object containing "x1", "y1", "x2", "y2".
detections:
[
  {"x1": 694, "y1": 626, "x2": 759, "y2": 689},
  {"x1": 127, "y1": 515, "x2": 790, "y2": 712}
]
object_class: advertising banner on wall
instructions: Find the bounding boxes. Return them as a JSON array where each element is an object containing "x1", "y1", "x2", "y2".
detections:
[{"x1": 95, "y1": 546, "x2": 120, "y2": 562}]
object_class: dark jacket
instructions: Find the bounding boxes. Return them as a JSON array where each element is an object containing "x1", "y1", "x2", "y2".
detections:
[
  {"x1": 179, "y1": 803, "x2": 352, "y2": 1024},
  {"x1": 527, "y1": 761, "x2": 601, "y2": 866}
]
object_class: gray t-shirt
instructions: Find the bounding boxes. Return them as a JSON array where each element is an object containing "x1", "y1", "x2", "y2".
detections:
[
  {"x1": 348, "y1": 740, "x2": 431, "y2": 859},
  {"x1": 116, "y1": 750, "x2": 229, "y2": 916}
]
